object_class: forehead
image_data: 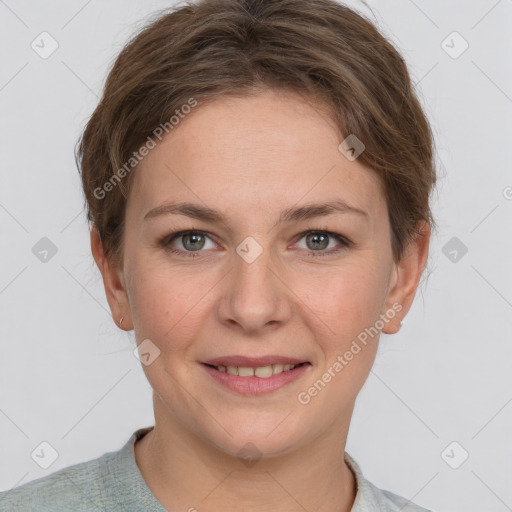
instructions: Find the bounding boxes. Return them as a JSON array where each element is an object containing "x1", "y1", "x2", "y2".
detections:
[{"x1": 128, "y1": 89, "x2": 386, "y2": 223}]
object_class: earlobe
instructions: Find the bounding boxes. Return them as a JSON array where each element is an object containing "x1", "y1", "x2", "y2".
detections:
[{"x1": 90, "y1": 226, "x2": 133, "y2": 330}]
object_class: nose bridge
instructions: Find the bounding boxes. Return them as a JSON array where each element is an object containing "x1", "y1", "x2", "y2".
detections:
[{"x1": 219, "y1": 235, "x2": 291, "y2": 332}]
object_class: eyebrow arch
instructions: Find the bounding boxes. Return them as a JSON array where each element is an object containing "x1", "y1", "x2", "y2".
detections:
[{"x1": 144, "y1": 199, "x2": 369, "y2": 225}]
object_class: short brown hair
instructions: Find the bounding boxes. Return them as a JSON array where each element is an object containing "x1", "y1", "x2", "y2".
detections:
[{"x1": 76, "y1": 0, "x2": 437, "y2": 268}]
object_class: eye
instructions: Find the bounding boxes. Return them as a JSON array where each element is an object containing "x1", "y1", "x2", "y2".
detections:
[
  {"x1": 293, "y1": 230, "x2": 351, "y2": 257},
  {"x1": 161, "y1": 230, "x2": 216, "y2": 257},
  {"x1": 160, "y1": 229, "x2": 351, "y2": 259}
]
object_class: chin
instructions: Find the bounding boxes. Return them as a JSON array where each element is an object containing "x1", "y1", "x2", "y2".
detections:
[{"x1": 197, "y1": 412, "x2": 312, "y2": 462}]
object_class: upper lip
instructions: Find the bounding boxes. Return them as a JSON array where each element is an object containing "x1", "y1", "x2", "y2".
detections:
[{"x1": 202, "y1": 355, "x2": 310, "y2": 367}]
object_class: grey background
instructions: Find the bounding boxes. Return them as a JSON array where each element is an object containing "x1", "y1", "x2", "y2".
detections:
[{"x1": 1, "y1": 1, "x2": 511, "y2": 510}]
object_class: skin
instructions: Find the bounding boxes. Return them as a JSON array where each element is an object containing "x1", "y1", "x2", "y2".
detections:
[{"x1": 91, "y1": 87, "x2": 430, "y2": 512}]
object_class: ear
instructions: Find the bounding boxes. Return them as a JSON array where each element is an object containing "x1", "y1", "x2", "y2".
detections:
[
  {"x1": 90, "y1": 225, "x2": 133, "y2": 331},
  {"x1": 381, "y1": 220, "x2": 431, "y2": 335}
]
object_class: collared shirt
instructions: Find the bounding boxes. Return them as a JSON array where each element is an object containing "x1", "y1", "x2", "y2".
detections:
[{"x1": 0, "y1": 426, "x2": 432, "y2": 511}]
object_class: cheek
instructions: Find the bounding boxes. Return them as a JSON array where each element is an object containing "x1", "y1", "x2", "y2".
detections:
[
  {"x1": 291, "y1": 260, "x2": 388, "y2": 344},
  {"x1": 127, "y1": 260, "x2": 216, "y2": 350},
  {"x1": 283, "y1": 267, "x2": 386, "y2": 420}
]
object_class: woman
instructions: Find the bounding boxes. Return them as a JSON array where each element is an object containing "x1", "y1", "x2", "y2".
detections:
[{"x1": 0, "y1": 0, "x2": 436, "y2": 510}]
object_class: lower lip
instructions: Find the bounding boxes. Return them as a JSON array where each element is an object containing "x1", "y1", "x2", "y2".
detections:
[{"x1": 201, "y1": 363, "x2": 311, "y2": 395}]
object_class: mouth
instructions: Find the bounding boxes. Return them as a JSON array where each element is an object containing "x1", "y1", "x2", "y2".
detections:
[
  {"x1": 200, "y1": 356, "x2": 312, "y2": 395},
  {"x1": 202, "y1": 361, "x2": 310, "y2": 378}
]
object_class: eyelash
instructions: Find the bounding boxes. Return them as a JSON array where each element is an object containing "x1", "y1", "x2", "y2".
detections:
[{"x1": 160, "y1": 228, "x2": 352, "y2": 259}]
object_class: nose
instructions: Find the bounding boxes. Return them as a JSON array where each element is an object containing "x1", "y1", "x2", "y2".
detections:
[{"x1": 217, "y1": 242, "x2": 293, "y2": 334}]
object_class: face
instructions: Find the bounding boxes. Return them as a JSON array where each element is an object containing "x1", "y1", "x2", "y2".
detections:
[{"x1": 94, "y1": 88, "x2": 428, "y2": 459}]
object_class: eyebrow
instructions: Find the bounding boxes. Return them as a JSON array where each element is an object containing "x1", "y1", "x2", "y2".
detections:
[{"x1": 144, "y1": 199, "x2": 369, "y2": 226}]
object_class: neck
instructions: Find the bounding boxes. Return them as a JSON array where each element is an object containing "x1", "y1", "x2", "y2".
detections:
[{"x1": 134, "y1": 395, "x2": 357, "y2": 512}]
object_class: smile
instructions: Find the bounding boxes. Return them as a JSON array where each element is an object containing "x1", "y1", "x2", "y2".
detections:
[{"x1": 201, "y1": 361, "x2": 311, "y2": 395}]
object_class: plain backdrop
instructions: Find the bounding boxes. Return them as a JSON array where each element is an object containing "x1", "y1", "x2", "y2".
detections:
[{"x1": 1, "y1": 1, "x2": 511, "y2": 511}]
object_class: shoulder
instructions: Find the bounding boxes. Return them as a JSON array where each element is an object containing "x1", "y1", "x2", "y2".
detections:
[
  {"x1": 0, "y1": 450, "x2": 118, "y2": 512},
  {"x1": 345, "y1": 452, "x2": 432, "y2": 512},
  {"x1": 367, "y1": 482, "x2": 432, "y2": 511}
]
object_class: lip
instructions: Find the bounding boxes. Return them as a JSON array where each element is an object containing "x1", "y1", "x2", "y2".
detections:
[
  {"x1": 202, "y1": 355, "x2": 309, "y2": 367},
  {"x1": 201, "y1": 362, "x2": 311, "y2": 395}
]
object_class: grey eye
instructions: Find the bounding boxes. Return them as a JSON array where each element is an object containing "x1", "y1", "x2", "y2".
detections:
[
  {"x1": 304, "y1": 232, "x2": 330, "y2": 251},
  {"x1": 181, "y1": 233, "x2": 207, "y2": 251}
]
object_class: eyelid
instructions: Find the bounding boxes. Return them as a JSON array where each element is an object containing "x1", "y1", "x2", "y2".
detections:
[
  {"x1": 290, "y1": 229, "x2": 351, "y2": 258},
  {"x1": 161, "y1": 228, "x2": 351, "y2": 257},
  {"x1": 292, "y1": 228, "x2": 351, "y2": 246},
  {"x1": 161, "y1": 229, "x2": 216, "y2": 250}
]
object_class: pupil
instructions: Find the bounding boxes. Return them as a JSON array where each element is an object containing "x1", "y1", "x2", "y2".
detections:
[
  {"x1": 184, "y1": 233, "x2": 205, "y2": 251},
  {"x1": 308, "y1": 232, "x2": 328, "y2": 250}
]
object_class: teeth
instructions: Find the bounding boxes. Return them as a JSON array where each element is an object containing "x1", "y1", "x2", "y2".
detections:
[
  {"x1": 273, "y1": 364, "x2": 284, "y2": 374},
  {"x1": 216, "y1": 363, "x2": 300, "y2": 378},
  {"x1": 238, "y1": 366, "x2": 255, "y2": 377},
  {"x1": 255, "y1": 366, "x2": 273, "y2": 378}
]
